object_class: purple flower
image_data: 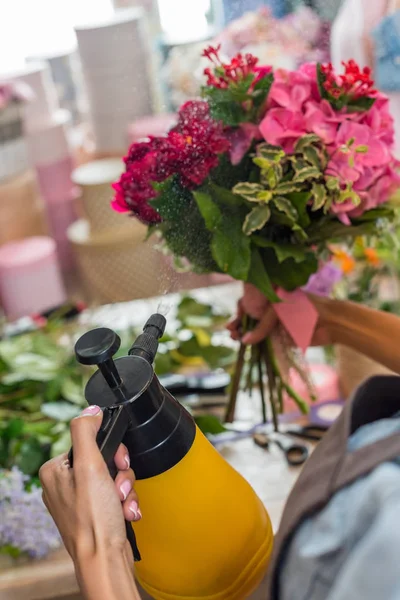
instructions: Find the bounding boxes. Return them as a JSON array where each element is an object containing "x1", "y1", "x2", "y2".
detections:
[
  {"x1": 0, "y1": 468, "x2": 61, "y2": 559},
  {"x1": 302, "y1": 262, "x2": 343, "y2": 297}
]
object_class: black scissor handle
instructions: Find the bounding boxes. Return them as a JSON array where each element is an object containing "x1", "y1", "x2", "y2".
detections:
[
  {"x1": 280, "y1": 443, "x2": 309, "y2": 466},
  {"x1": 285, "y1": 424, "x2": 327, "y2": 442},
  {"x1": 269, "y1": 433, "x2": 309, "y2": 467}
]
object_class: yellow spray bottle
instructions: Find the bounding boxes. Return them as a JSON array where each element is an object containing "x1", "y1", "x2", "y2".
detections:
[{"x1": 70, "y1": 315, "x2": 274, "y2": 600}]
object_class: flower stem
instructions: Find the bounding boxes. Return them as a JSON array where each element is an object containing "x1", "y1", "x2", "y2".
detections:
[
  {"x1": 225, "y1": 342, "x2": 246, "y2": 423},
  {"x1": 257, "y1": 351, "x2": 267, "y2": 424},
  {"x1": 261, "y1": 340, "x2": 279, "y2": 432}
]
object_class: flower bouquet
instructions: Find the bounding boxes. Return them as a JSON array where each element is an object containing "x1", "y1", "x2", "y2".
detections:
[{"x1": 112, "y1": 47, "x2": 399, "y2": 424}]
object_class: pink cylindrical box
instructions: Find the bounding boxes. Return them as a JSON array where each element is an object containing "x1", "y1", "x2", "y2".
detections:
[
  {"x1": 0, "y1": 236, "x2": 66, "y2": 320},
  {"x1": 36, "y1": 155, "x2": 77, "y2": 205},
  {"x1": 45, "y1": 191, "x2": 79, "y2": 270}
]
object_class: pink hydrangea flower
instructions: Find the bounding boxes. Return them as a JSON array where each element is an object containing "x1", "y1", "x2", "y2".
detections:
[{"x1": 260, "y1": 108, "x2": 307, "y2": 153}]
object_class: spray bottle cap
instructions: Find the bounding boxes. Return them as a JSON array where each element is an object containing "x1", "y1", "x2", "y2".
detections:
[{"x1": 129, "y1": 313, "x2": 166, "y2": 364}]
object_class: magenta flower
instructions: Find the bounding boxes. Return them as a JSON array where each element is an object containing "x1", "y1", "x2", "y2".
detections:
[
  {"x1": 260, "y1": 108, "x2": 307, "y2": 153},
  {"x1": 268, "y1": 67, "x2": 313, "y2": 112}
]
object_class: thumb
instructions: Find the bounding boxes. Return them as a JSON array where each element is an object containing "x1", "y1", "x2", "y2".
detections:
[
  {"x1": 70, "y1": 405, "x2": 104, "y2": 472},
  {"x1": 241, "y1": 307, "x2": 278, "y2": 345}
]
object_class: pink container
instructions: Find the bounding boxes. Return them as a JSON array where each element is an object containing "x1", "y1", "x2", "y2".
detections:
[
  {"x1": 36, "y1": 155, "x2": 77, "y2": 205},
  {"x1": 0, "y1": 236, "x2": 66, "y2": 320},
  {"x1": 127, "y1": 114, "x2": 177, "y2": 144},
  {"x1": 45, "y1": 191, "x2": 79, "y2": 271}
]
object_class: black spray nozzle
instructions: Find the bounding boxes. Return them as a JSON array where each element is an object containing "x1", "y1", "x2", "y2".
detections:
[{"x1": 129, "y1": 313, "x2": 166, "y2": 364}]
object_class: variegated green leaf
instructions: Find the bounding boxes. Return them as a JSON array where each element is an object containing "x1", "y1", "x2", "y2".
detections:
[
  {"x1": 275, "y1": 181, "x2": 304, "y2": 195},
  {"x1": 243, "y1": 205, "x2": 271, "y2": 235},
  {"x1": 311, "y1": 183, "x2": 327, "y2": 211},
  {"x1": 293, "y1": 166, "x2": 321, "y2": 183},
  {"x1": 273, "y1": 196, "x2": 298, "y2": 222},
  {"x1": 257, "y1": 190, "x2": 273, "y2": 202},
  {"x1": 326, "y1": 176, "x2": 340, "y2": 191},
  {"x1": 294, "y1": 134, "x2": 321, "y2": 153},
  {"x1": 257, "y1": 143, "x2": 285, "y2": 163},
  {"x1": 303, "y1": 145, "x2": 322, "y2": 170},
  {"x1": 323, "y1": 197, "x2": 333, "y2": 213},
  {"x1": 261, "y1": 163, "x2": 283, "y2": 189},
  {"x1": 266, "y1": 167, "x2": 277, "y2": 189},
  {"x1": 337, "y1": 188, "x2": 361, "y2": 206},
  {"x1": 253, "y1": 156, "x2": 272, "y2": 170},
  {"x1": 232, "y1": 182, "x2": 264, "y2": 201}
]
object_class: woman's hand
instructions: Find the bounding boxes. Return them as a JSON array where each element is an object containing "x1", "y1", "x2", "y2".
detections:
[
  {"x1": 227, "y1": 283, "x2": 332, "y2": 346},
  {"x1": 39, "y1": 405, "x2": 141, "y2": 565}
]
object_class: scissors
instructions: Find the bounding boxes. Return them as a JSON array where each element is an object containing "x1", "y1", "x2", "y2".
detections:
[
  {"x1": 284, "y1": 424, "x2": 327, "y2": 442},
  {"x1": 253, "y1": 432, "x2": 309, "y2": 467}
]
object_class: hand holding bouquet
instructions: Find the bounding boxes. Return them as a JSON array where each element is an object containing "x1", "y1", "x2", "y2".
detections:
[{"x1": 112, "y1": 47, "x2": 399, "y2": 423}]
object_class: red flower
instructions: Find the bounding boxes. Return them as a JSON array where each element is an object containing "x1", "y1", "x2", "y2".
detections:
[
  {"x1": 111, "y1": 101, "x2": 230, "y2": 223},
  {"x1": 321, "y1": 60, "x2": 376, "y2": 102},
  {"x1": 170, "y1": 101, "x2": 230, "y2": 186},
  {"x1": 203, "y1": 44, "x2": 260, "y2": 89}
]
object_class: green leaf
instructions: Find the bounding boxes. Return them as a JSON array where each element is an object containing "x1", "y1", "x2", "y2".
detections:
[
  {"x1": 15, "y1": 438, "x2": 46, "y2": 477},
  {"x1": 260, "y1": 248, "x2": 318, "y2": 291},
  {"x1": 211, "y1": 213, "x2": 251, "y2": 280},
  {"x1": 193, "y1": 191, "x2": 222, "y2": 231},
  {"x1": 311, "y1": 183, "x2": 327, "y2": 211},
  {"x1": 257, "y1": 190, "x2": 273, "y2": 202},
  {"x1": 251, "y1": 238, "x2": 307, "y2": 263},
  {"x1": 50, "y1": 430, "x2": 71, "y2": 458},
  {"x1": 252, "y1": 72, "x2": 274, "y2": 111},
  {"x1": 292, "y1": 224, "x2": 309, "y2": 242},
  {"x1": 292, "y1": 166, "x2": 321, "y2": 183},
  {"x1": 303, "y1": 145, "x2": 322, "y2": 170},
  {"x1": 257, "y1": 143, "x2": 285, "y2": 162},
  {"x1": 243, "y1": 205, "x2": 271, "y2": 235},
  {"x1": 326, "y1": 176, "x2": 340, "y2": 191},
  {"x1": 209, "y1": 184, "x2": 243, "y2": 207},
  {"x1": 294, "y1": 133, "x2": 322, "y2": 153},
  {"x1": 232, "y1": 182, "x2": 264, "y2": 201},
  {"x1": 354, "y1": 206, "x2": 394, "y2": 222},
  {"x1": 273, "y1": 196, "x2": 298, "y2": 222},
  {"x1": 61, "y1": 378, "x2": 84, "y2": 405},
  {"x1": 194, "y1": 415, "x2": 227, "y2": 435},
  {"x1": 253, "y1": 157, "x2": 272, "y2": 170},
  {"x1": 275, "y1": 181, "x2": 304, "y2": 195},
  {"x1": 287, "y1": 191, "x2": 311, "y2": 228},
  {"x1": 41, "y1": 402, "x2": 82, "y2": 421},
  {"x1": 151, "y1": 176, "x2": 190, "y2": 222},
  {"x1": 347, "y1": 96, "x2": 376, "y2": 112},
  {"x1": 209, "y1": 101, "x2": 247, "y2": 126},
  {"x1": 247, "y1": 248, "x2": 280, "y2": 303}
]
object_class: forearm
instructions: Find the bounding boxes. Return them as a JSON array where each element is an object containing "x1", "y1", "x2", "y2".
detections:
[
  {"x1": 314, "y1": 296, "x2": 400, "y2": 374},
  {"x1": 75, "y1": 547, "x2": 141, "y2": 600}
]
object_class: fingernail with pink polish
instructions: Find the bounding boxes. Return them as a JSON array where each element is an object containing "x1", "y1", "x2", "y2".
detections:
[
  {"x1": 128, "y1": 501, "x2": 142, "y2": 521},
  {"x1": 80, "y1": 405, "x2": 101, "y2": 417},
  {"x1": 124, "y1": 454, "x2": 130, "y2": 469},
  {"x1": 120, "y1": 480, "x2": 132, "y2": 501}
]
